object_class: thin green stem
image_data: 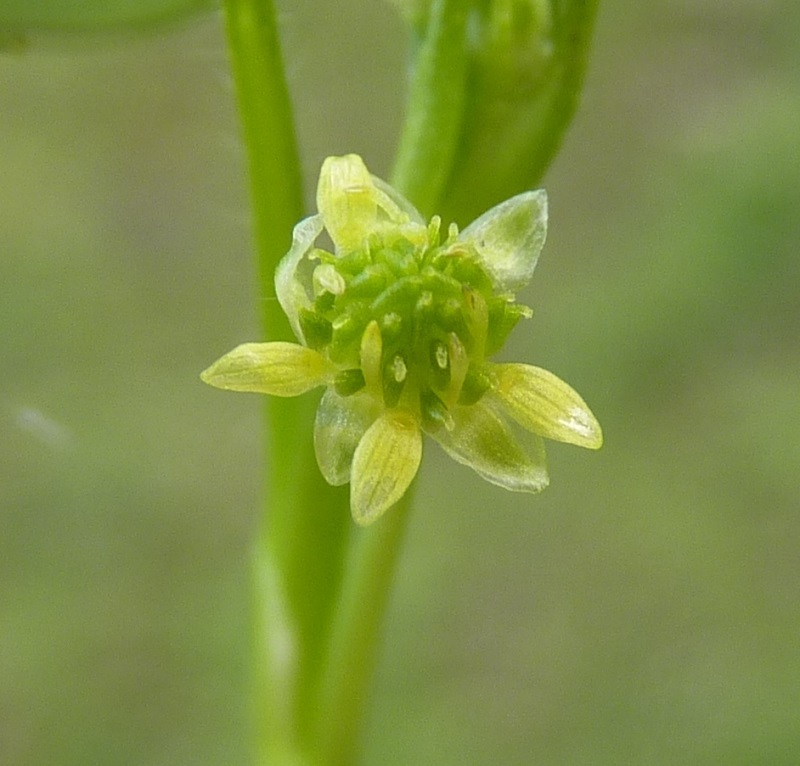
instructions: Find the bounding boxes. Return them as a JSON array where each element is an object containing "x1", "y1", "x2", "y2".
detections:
[
  {"x1": 223, "y1": 1, "x2": 350, "y2": 763},
  {"x1": 313, "y1": 492, "x2": 414, "y2": 766},
  {"x1": 224, "y1": 0, "x2": 302, "y2": 338}
]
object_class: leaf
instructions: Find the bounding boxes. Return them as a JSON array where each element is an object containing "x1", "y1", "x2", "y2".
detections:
[
  {"x1": 389, "y1": 0, "x2": 470, "y2": 216},
  {"x1": 392, "y1": 0, "x2": 600, "y2": 223},
  {"x1": 0, "y1": 0, "x2": 214, "y2": 34}
]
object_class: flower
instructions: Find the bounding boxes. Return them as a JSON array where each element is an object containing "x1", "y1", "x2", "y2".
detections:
[{"x1": 201, "y1": 154, "x2": 602, "y2": 525}]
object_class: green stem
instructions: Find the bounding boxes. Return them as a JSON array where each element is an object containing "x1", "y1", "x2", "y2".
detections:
[
  {"x1": 223, "y1": 1, "x2": 350, "y2": 763},
  {"x1": 440, "y1": 0, "x2": 600, "y2": 223},
  {"x1": 314, "y1": 493, "x2": 413, "y2": 766},
  {"x1": 223, "y1": 0, "x2": 302, "y2": 337},
  {"x1": 390, "y1": 0, "x2": 470, "y2": 216}
]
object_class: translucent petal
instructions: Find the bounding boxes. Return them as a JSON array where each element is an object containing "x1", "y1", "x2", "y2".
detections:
[
  {"x1": 428, "y1": 398, "x2": 549, "y2": 493},
  {"x1": 350, "y1": 410, "x2": 422, "y2": 525},
  {"x1": 275, "y1": 215, "x2": 324, "y2": 343},
  {"x1": 492, "y1": 363, "x2": 603, "y2": 449},
  {"x1": 458, "y1": 189, "x2": 548, "y2": 292},
  {"x1": 371, "y1": 174, "x2": 425, "y2": 225},
  {"x1": 200, "y1": 342, "x2": 332, "y2": 397},
  {"x1": 314, "y1": 389, "x2": 378, "y2": 486},
  {"x1": 316, "y1": 154, "x2": 378, "y2": 253}
]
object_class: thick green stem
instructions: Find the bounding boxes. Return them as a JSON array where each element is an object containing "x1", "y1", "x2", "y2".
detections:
[
  {"x1": 392, "y1": 0, "x2": 599, "y2": 225},
  {"x1": 440, "y1": 0, "x2": 600, "y2": 223},
  {"x1": 390, "y1": 0, "x2": 470, "y2": 216}
]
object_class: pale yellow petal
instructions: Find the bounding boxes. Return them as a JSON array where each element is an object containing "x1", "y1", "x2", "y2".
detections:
[
  {"x1": 492, "y1": 363, "x2": 603, "y2": 449},
  {"x1": 317, "y1": 154, "x2": 377, "y2": 252},
  {"x1": 200, "y1": 342, "x2": 332, "y2": 397},
  {"x1": 350, "y1": 410, "x2": 422, "y2": 525}
]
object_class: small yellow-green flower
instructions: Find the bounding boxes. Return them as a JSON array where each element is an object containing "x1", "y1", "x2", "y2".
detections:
[{"x1": 202, "y1": 154, "x2": 602, "y2": 525}]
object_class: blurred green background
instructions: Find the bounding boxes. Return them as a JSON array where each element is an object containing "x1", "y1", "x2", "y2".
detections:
[{"x1": 2, "y1": 1, "x2": 799, "y2": 764}]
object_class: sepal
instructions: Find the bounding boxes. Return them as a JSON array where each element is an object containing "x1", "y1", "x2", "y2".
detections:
[
  {"x1": 428, "y1": 397, "x2": 549, "y2": 493},
  {"x1": 275, "y1": 215, "x2": 324, "y2": 343},
  {"x1": 314, "y1": 389, "x2": 378, "y2": 486},
  {"x1": 459, "y1": 190, "x2": 547, "y2": 292}
]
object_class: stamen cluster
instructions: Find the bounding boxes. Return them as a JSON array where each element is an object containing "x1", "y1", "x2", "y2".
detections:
[{"x1": 299, "y1": 220, "x2": 531, "y2": 432}]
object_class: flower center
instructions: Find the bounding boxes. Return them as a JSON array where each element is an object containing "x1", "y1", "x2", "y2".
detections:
[{"x1": 299, "y1": 220, "x2": 531, "y2": 430}]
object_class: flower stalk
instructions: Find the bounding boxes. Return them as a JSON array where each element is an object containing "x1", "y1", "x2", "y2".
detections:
[{"x1": 313, "y1": 494, "x2": 413, "y2": 765}]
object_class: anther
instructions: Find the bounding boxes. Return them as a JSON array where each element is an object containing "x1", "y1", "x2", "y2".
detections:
[
  {"x1": 381, "y1": 311, "x2": 402, "y2": 339},
  {"x1": 434, "y1": 343, "x2": 448, "y2": 370},
  {"x1": 382, "y1": 352, "x2": 407, "y2": 408},
  {"x1": 447, "y1": 222, "x2": 459, "y2": 241},
  {"x1": 390, "y1": 355, "x2": 407, "y2": 383},
  {"x1": 312, "y1": 263, "x2": 346, "y2": 296},
  {"x1": 420, "y1": 388, "x2": 454, "y2": 432},
  {"x1": 416, "y1": 291, "x2": 433, "y2": 310},
  {"x1": 429, "y1": 340, "x2": 451, "y2": 392}
]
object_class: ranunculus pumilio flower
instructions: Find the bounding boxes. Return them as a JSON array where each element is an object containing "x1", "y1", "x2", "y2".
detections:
[{"x1": 202, "y1": 154, "x2": 602, "y2": 525}]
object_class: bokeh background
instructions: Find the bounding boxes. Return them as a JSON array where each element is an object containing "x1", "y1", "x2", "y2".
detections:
[{"x1": 2, "y1": 1, "x2": 799, "y2": 764}]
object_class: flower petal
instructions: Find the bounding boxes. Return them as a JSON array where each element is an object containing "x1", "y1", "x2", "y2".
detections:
[
  {"x1": 458, "y1": 189, "x2": 547, "y2": 292},
  {"x1": 350, "y1": 409, "x2": 422, "y2": 525},
  {"x1": 428, "y1": 398, "x2": 549, "y2": 493},
  {"x1": 492, "y1": 363, "x2": 603, "y2": 449},
  {"x1": 314, "y1": 389, "x2": 378, "y2": 486},
  {"x1": 200, "y1": 342, "x2": 332, "y2": 396},
  {"x1": 317, "y1": 154, "x2": 378, "y2": 253},
  {"x1": 371, "y1": 174, "x2": 426, "y2": 226},
  {"x1": 275, "y1": 214, "x2": 324, "y2": 343}
]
